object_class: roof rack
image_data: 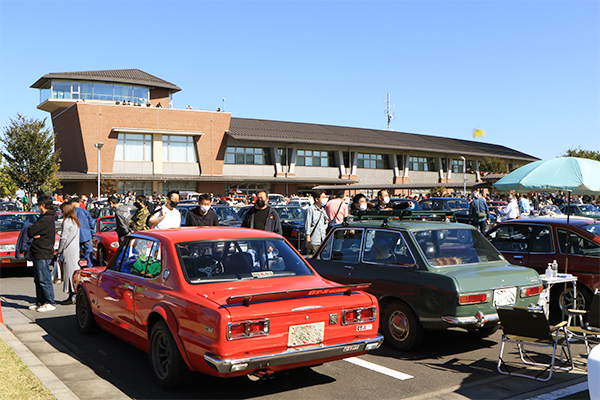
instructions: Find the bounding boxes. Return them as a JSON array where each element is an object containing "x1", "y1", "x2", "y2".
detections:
[{"x1": 344, "y1": 209, "x2": 457, "y2": 227}]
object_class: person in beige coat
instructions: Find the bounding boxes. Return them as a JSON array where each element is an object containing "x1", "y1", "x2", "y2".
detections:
[{"x1": 56, "y1": 201, "x2": 80, "y2": 305}]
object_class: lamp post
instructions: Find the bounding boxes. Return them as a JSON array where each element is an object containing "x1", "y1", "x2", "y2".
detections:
[
  {"x1": 95, "y1": 143, "x2": 104, "y2": 198},
  {"x1": 460, "y1": 156, "x2": 466, "y2": 196}
]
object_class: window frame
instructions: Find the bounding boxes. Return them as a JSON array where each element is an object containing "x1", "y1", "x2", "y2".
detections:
[
  {"x1": 361, "y1": 228, "x2": 416, "y2": 267},
  {"x1": 357, "y1": 153, "x2": 388, "y2": 169},
  {"x1": 224, "y1": 147, "x2": 270, "y2": 165}
]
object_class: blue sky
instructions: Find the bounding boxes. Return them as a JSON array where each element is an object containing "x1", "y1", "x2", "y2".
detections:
[{"x1": 0, "y1": 0, "x2": 598, "y2": 160}]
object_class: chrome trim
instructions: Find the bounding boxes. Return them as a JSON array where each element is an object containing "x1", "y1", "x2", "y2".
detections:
[
  {"x1": 204, "y1": 335, "x2": 384, "y2": 373},
  {"x1": 441, "y1": 313, "x2": 499, "y2": 326},
  {"x1": 341, "y1": 307, "x2": 377, "y2": 325},
  {"x1": 227, "y1": 319, "x2": 270, "y2": 340}
]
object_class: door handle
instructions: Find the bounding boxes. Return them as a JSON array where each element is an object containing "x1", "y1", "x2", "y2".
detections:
[
  {"x1": 344, "y1": 265, "x2": 354, "y2": 270},
  {"x1": 513, "y1": 255, "x2": 524, "y2": 259},
  {"x1": 127, "y1": 285, "x2": 135, "y2": 291}
]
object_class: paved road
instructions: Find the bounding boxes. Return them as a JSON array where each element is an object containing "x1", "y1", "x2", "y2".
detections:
[{"x1": 0, "y1": 267, "x2": 590, "y2": 399}]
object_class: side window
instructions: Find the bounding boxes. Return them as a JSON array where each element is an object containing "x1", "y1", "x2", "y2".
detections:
[
  {"x1": 132, "y1": 240, "x2": 162, "y2": 278},
  {"x1": 557, "y1": 229, "x2": 600, "y2": 257},
  {"x1": 117, "y1": 238, "x2": 157, "y2": 276},
  {"x1": 487, "y1": 225, "x2": 531, "y2": 252},
  {"x1": 433, "y1": 201, "x2": 445, "y2": 211},
  {"x1": 363, "y1": 229, "x2": 415, "y2": 266},
  {"x1": 324, "y1": 229, "x2": 363, "y2": 263},
  {"x1": 530, "y1": 226, "x2": 554, "y2": 253},
  {"x1": 420, "y1": 201, "x2": 432, "y2": 210}
]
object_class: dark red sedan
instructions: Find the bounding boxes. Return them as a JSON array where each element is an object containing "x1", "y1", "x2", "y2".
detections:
[{"x1": 486, "y1": 217, "x2": 600, "y2": 313}]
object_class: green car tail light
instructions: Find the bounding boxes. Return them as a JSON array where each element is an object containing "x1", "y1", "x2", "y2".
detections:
[{"x1": 458, "y1": 292, "x2": 491, "y2": 305}]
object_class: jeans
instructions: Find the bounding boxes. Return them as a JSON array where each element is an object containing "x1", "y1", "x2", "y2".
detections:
[
  {"x1": 80, "y1": 239, "x2": 93, "y2": 267},
  {"x1": 32, "y1": 259, "x2": 55, "y2": 306}
]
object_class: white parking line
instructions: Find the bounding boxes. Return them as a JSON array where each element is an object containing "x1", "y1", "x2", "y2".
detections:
[
  {"x1": 524, "y1": 382, "x2": 588, "y2": 400},
  {"x1": 344, "y1": 357, "x2": 414, "y2": 380}
]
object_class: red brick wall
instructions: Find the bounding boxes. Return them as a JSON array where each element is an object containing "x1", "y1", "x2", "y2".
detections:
[{"x1": 149, "y1": 88, "x2": 170, "y2": 107}]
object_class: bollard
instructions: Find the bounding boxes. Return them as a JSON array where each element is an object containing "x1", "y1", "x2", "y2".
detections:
[{"x1": 590, "y1": 344, "x2": 600, "y2": 400}]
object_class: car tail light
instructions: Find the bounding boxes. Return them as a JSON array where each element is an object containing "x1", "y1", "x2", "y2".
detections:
[
  {"x1": 291, "y1": 230, "x2": 298, "y2": 237},
  {"x1": 227, "y1": 319, "x2": 269, "y2": 340},
  {"x1": 520, "y1": 285, "x2": 543, "y2": 298},
  {"x1": 458, "y1": 292, "x2": 490, "y2": 305},
  {"x1": 342, "y1": 307, "x2": 377, "y2": 325}
]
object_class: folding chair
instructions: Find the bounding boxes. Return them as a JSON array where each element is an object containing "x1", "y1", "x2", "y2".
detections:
[
  {"x1": 497, "y1": 306, "x2": 573, "y2": 381},
  {"x1": 566, "y1": 291, "x2": 600, "y2": 354}
]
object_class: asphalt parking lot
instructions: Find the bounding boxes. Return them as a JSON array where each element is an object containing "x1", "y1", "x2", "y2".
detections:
[{"x1": 0, "y1": 267, "x2": 591, "y2": 400}]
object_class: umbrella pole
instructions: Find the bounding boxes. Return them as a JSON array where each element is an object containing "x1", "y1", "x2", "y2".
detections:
[{"x1": 565, "y1": 192, "x2": 570, "y2": 276}]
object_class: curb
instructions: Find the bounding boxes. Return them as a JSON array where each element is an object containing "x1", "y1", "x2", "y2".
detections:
[{"x1": 0, "y1": 320, "x2": 79, "y2": 400}]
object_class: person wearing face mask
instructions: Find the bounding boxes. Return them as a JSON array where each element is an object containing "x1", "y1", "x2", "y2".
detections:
[
  {"x1": 241, "y1": 190, "x2": 282, "y2": 235},
  {"x1": 376, "y1": 189, "x2": 392, "y2": 210},
  {"x1": 149, "y1": 190, "x2": 181, "y2": 229},
  {"x1": 350, "y1": 193, "x2": 373, "y2": 213},
  {"x1": 304, "y1": 190, "x2": 329, "y2": 254},
  {"x1": 130, "y1": 194, "x2": 152, "y2": 232},
  {"x1": 185, "y1": 193, "x2": 219, "y2": 226}
]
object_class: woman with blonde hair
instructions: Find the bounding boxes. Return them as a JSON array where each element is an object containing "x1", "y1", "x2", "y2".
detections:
[{"x1": 57, "y1": 201, "x2": 80, "y2": 305}]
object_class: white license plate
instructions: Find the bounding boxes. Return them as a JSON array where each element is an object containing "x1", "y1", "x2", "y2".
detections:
[
  {"x1": 26, "y1": 260, "x2": 33, "y2": 267},
  {"x1": 356, "y1": 324, "x2": 373, "y2": 332},
  {"x1": 288, "y1": 322, "x2": 325, "y2": 347},
  {"x1": 494, "y1": 287, "x2": 517, "y2": 306}
]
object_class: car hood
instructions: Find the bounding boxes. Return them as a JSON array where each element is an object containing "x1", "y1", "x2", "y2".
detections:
[
  {"x1": 0, "y1": 231, "x2": 20, "y2": 244},
  {"x1": 433, "y1": 262, "x2": 541, "y2": 293}
]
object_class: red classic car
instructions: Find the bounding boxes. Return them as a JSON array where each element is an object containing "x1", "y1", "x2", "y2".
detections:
[
  {"x1": 73, "y1": 227, "x2": 383, "y2": 388},
  {"x1": 0, "y1": 212, "x2": 59, "y2": 267},
  {"x1": 92, "y1": 216, "x2": 119, "y2": 266}
]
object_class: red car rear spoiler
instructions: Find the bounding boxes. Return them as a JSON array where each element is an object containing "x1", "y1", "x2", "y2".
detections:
[{"x1": 226, "y1": 283, "x2": 372, "y2": 307}]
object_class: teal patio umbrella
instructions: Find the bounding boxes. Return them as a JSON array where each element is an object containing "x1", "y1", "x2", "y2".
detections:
[{"x1": 494, "y1": 157, "x2": 600, "y2": 278}]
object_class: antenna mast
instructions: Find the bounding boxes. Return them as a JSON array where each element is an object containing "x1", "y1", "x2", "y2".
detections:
[{"x1": 385, "y1": 91, "x2": 395, "y2": 130}]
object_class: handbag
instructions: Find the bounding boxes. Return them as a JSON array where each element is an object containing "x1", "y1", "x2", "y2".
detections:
[{"x1": 51, "y1": 260, "x2": 62, "y2": 284}]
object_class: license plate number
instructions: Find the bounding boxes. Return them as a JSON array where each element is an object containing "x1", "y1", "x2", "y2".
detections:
[
  {"x1": 356, "y1": 324, "x2": 373, "y2": 332},
  {"x1": 494, "y1": 287, "x2": 517, "y2": 306},
  {"x1": 288, "y1": 322, "x2": 325, "y2": 347}
]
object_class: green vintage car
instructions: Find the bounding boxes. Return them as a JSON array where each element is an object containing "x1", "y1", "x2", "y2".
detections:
[{"x1": 308, "y1": 213, "x2": 543, "y2": 351}]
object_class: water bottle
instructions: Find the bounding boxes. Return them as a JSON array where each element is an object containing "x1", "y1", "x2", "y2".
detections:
[
  {"x1": 552, "y1": 260, "x2": 558, "y2": 277},
  {"x1": 545, "y1": 264, "x2": 553, "y2": 278}
]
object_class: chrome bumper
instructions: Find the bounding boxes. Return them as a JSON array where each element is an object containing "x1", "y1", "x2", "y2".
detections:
[
  {"x1": 441, "y1": 312, "x2": 499, "y2": 327},
  {"x1": 204, "y1": 335, "x2": 384, "y2": 374}
]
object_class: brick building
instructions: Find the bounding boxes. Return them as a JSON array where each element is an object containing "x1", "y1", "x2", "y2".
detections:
[{"x1": 32, "y1": 69, "x2": 538, "y2": 197}]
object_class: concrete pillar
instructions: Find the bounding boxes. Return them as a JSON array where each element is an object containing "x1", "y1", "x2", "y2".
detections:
[
  {"x1": 288, "y1": 147, "x2": 296, "y2": 175},
  {"x1": 393, "y1": 154, "x2": 400, "y2": 178},
  {"x1": 337, "y1": 151, "x2": 346, "y2": 176},
  {"x1": 153, "y1": 133, "x2": 163, "y2": 174},
  {"x1": 351, "y1": 151, "x2": 358, "y2": 176},
  {"x1": 438, "y1": 157, "x2": 444, "y2": 182},
  {"x1": 272, "y1": 147, "x2": 283, "y2": 176},
  {"x1": 447, "y1": 157, "x2": 452, "y2": 181}
]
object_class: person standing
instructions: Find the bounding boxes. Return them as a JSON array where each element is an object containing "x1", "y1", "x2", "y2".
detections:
[
  {"x1": 185, "y1": 193, "x2": 219, "y2": 226},
  {"x1": 324, "y1": 192, "x2": 349, "y2": 228},
  {"x1": 108, "y1": 196, "x2": 132, "y2": 243},
  {"x1": 27, "y1": 195, "x2": 56, "y2": 312},
  {"x1": 304, "y1": 190, "x2": 329, "y2": 254},
  {"x1": 469, "y1": 190, "x2": 490, "y2": 233},
  {"x1": 241, "y1": 191, "x2": 282, "y2": 234},
  {"x1": 57, "y1": 201, "x2": 81, "y2": 305},
  {"x1": 130, "y1": 195, "x2": 152, "y2": 232},
  {"x1": 149, "y1": 190, "x2": 181, "y2": 229},
  {"x1": 73, "y1": 198, "x2": 94, "y2": 268}
]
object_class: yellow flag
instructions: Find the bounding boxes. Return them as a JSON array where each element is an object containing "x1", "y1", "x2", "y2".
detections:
[{"x1": 473, "y1": 128, "x2": 486, "y2": 138}]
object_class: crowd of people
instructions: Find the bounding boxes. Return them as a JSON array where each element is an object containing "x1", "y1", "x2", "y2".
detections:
[{"x1": 7, "y1": 186, "x2": 599, "y2": 314}]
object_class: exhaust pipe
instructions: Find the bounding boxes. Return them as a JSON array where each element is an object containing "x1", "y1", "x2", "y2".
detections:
[{"x1": 247, "y1": 369, "x2": 275, "y2": 381}]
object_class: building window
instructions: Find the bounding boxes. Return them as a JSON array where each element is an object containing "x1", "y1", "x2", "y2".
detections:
[
  {"x1": 115, "y1": 134, "x2": 152, "y2": 161},
  {"x1": 277, "y1": 148, "x2": 287, "y2": 166},
  {"x1": 408, "y1": 156, "x2": 434, "y2": 171},
  {"x1": 358, "y1": 153, "x2": 388, "y2": 169},
  {"x1": 297, "y1": 150, "x2": 333, "y2": 167},
  {"x1": 451, "y1": 159, "x2": 464, "y2": 173},
  {"x1": 224, "y1": 147, "x2": 270, "y2": 165},
  {"x1": 163, "y1": 136, "x2": 197, "y2": 162},
  {"x1": 162, "y1": 181, "x2": 196, "y2": 195},
  {"x1": 47, "y1": 80, "x2": 149, "y2": 104}
]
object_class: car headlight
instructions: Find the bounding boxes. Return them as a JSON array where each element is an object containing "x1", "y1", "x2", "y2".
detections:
[
  {"x1": 0, "y1": 244, "x2": 16, "y2": 252},
  {"x1": 110, "y1": 242, "x2": 119, "y2": 248}
]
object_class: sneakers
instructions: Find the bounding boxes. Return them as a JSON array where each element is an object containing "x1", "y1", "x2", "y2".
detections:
[
  {"x1": 36, "y1": 303, "x2": 56, "y2": 313},
  {"x1": 28, "y1": 304, "x2": 39, "y2": 311}
]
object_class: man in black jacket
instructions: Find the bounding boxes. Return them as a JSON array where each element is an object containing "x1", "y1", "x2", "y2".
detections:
[
  {"x1": 27, "y1": 195, "x2": 56, "y2": 312},
  {"x1": 185, "y1": 193, "x2": 219, "y2": 226},
  {"x1": 241, "y1": 191, "x2": 282, "y2": 235}
]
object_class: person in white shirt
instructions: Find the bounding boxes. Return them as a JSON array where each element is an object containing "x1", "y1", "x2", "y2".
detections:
[
  {"x1": 149, "y1": 190, "x2": 181, "y2": 229},
  {"x1": 498, "y1": 194, "x2": 520, "y2": 220}
]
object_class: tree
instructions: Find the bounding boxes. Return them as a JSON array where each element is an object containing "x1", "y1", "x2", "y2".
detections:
[
  {"x1": 562, "y1": 147, "x2": 600, "y2": 162},
  {"x1": 429, "y1": 185, "x2": 446, "y2": 197},
  {"x1": 0, "y1": 154, "x2": 18, "y2": 197},
  {"x1": 479, "y1": 157, "x2": 508, "y2": 174},
  {"x1": 1, "y1": 114, "x2": 61, "y2": 197},
  {"x1": 100, "y1": 179, "x2": 119, "y2": 195}
]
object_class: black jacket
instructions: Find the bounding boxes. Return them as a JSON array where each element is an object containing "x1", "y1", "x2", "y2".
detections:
[
  {"x1": 27, "y1": 210, "x2": 56, "y2": 260},
  {"x1": 185, "y1": 207, "x2": 219, "y2": 227},
  {"x1": 241, "y1": 206, "x2": 282, "y2": 235}
]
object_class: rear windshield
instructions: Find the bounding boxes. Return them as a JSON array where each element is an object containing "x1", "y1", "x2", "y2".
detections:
[
  {"x1": 413, "y1": 228, "x2": 504, "y2": 266},
  {"x1": 0, "y1": 214, "x2": 38, "y2": 232},
  {"x1": 176, "y1": 239, "x2": 313, "y2": 283}
]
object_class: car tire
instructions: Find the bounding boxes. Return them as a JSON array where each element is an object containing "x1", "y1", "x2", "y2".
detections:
[
  {"x1": 97, "y1": 245, "x2": 106, "y2": 266},
  {"x1": 381, "y1": 301, "x2": 423, "y2": 351},
  {"x1": 467, "y1": 324, "x2": 499, "y2": 338},
  {"x1": 149, "y1": 320, "x2": 189, "y2": 389},
  {"x1": 76, "y1": 287, "x2": 98, "y2": 334},
  {"x1": 554, "y1": 285, "x2": 591, "y2": 315}
]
